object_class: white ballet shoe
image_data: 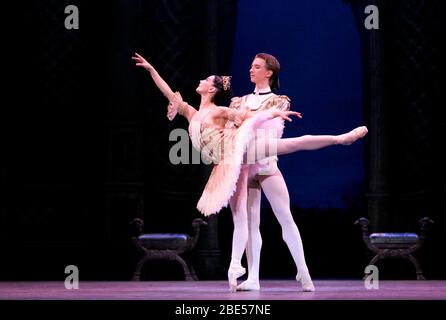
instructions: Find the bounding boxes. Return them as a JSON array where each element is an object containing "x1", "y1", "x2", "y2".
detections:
[
  {"x1": 228, "y1": 265, "x2": 246, "y2": 293},
  {"x1": 296, "y1": 271, "x2": 315, "y2": 292},
  {"x1": 337, "y1": 126, "x2": 368, "y2": 145},
  {"x1": 237, "y1": 279, "x2": 260, "y2": 291}
]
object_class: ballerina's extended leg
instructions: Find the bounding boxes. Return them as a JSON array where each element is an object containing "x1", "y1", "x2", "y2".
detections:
[
  {"x1": 336, "y1": 126, "x2": 368, "y2": 145},
  {"x1": 244, "y1": 126, "x2": 368, "y2": 163}
]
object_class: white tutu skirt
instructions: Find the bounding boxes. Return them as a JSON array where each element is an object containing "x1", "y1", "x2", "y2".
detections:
[{"x1": 196, "y1": 114, "x2": 284, "y2": 216}]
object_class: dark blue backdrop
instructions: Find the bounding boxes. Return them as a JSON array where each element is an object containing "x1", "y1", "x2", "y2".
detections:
[{"x1": 230, "y1": 0, "x2": 365, "y2": 208}]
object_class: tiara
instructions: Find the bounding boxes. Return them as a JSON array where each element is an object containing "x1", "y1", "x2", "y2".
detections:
[{"x1": 222, "y1": 76, "x2": 232, "y2": 91}]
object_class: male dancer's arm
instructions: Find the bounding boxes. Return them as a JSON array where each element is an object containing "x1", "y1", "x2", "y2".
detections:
[{"x1": 253, "y1": 95, "x2": 292, "y2": 175}]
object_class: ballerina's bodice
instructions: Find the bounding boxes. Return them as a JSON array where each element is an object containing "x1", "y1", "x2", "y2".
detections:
[{"x1": 188, "y1": 108, "x2": 230, "y2": 164}]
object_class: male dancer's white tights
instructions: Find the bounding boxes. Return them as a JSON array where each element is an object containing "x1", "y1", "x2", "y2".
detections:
[
  {"x1": 243, "y1": 169, "x2": 309, "y2": 288},
  {"x1": 228, "y1": 125, "x2": 367, "y2": 291},
  {"x1": 228, "y1": 167, "x2": 311, "y2": 292}
]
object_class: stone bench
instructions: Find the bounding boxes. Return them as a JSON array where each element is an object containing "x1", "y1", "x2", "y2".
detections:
[
  {"x1": 355, "y1": 217, "x2": 434, "y2": 280},
  {"x1": 129, "y1": 218, "x2": 207, "y2": 281}
]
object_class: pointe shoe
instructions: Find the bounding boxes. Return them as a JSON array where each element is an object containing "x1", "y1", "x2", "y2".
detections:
[
  {"x1": 338, "y1": 126, "x2": 368, "y2": 145},
  {"x1": 237, "y1": 279, "x2": 260, "y2": 291},
  {"x1": 228, "y1": 265, "x2": 246, "y2": 293},
  {"x1": 296, "y1": 271, "x2": 315, "y2": 292}
]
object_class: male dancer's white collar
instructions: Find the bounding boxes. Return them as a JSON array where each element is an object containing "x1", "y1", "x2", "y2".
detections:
[
  {"x1": 253, "y1": 86, "x2": 273, "y2": 95},
  {"x1": 248, "y1": 86, "x2": 274, "y2": 110}
]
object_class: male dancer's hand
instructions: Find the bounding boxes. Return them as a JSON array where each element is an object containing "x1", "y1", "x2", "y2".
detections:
[{"x1": 272, "y1": 110, "x2": 302, "y2": 122}]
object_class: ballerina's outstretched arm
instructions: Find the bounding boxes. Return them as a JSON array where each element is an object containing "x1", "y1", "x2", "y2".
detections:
[{"x1": 132, "y1": 52, "x2": 197, "y2": 122}]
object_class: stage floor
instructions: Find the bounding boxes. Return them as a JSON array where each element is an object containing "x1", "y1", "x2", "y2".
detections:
[{"x1": 1, "y1": 280, "x2": 446, "y2": 300}]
